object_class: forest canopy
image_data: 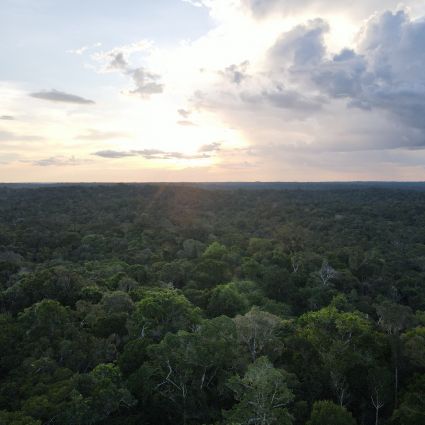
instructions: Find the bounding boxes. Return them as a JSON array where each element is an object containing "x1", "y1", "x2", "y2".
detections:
[{"x1": 0, "y1": 184, "x2": 424, "y2": 425}]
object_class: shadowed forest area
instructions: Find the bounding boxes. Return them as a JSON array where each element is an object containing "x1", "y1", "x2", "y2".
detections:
[{"x1": 0, "y1": 184, "x2": 424, "y2": 425}]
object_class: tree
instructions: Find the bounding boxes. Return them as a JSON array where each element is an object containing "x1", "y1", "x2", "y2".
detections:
[
  {"x1": 207, "y1": 283, "x2": 249, "y2": 318},
  {"x1": 145, "y1": 316, "x2": 238, "y2": 424},
  {"x1": 127, "y1": 289, "x2": 201, "y2": 340},
  {"x1": 367, "y1": 367, "x2": 392, "y2": 425},
  {"x1": 318, "y1": 261, "x2": 338, "y2": 286},
  {"x1": 0, "y1": 313, "x2": 22, "y2": 375},
  {"x1": 203, "y1": 242, "x2": 228, "y2": 260},
  {"x1": 101, "y1": 291, "x2": 134, "y2": 314},
  {"x1": 5, "y1": 267, "x2": 83, "y2": 312},
  {"x1": 402, "y1": 327, "x2": 425, "y2": 368},
  {"x1": 376, "y1": 301, "x2": 412, "y2": 336},
  {"x1": 225, "y1": 356, "x2": 295, "y2": 425},
  {"x1": 306, "y1": 400, "x2": 357, "y2": 425},
  {"x1": 18, "y1": 299, "x2": 72, "y2": 342},
  {"x1": 0, "y1": 411, "x2": 41, "y2": 425},
  {"x1": 62, "y1": 364, "x2": 136, "y2": 424},
  {"x1": 391, "y1": 374, "x2": 425, "y2": 425},
  {"x1": 376, "y1": 300, "x2": 413, "y2": 407},
  {"x1": 234, "y1": 307, "x2": 284, "y2": 362},
  {"x1": 298, "y1": 307, "x2": 375, "y2": 406}
]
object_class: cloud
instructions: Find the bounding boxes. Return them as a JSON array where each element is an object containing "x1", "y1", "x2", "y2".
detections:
[
  {"x1": 191, "y1": 19, "x2": 328, "y2": 118},
  {"x1": 129, "y1": 67, "x2": 164, "y2": 97},
  {"x1": 0, "y1": 115, "x2": 14, "y2": 120},
  {"x1": 269, "y1": 18, "x2": 329, "y2": 68},
  {"x1": 311, "y1": 49, "x2": 366, "y2": 98},
  {"x1": 30, "y1": 90, "x2": 95, "y2": 104},
  {"x1": 108, "y1": 52, "x2": 128, "y2": 71},
  {"x1": 353, "y1": 11, "x2": 425, "y2": 129},
  {"x1": 94, "y1": 42, "x2": 164, "y2": 98},
  {"x1": 94, "y1": 41, "x2": 152, "y2": 62},
  {"x1": 68, "y1": 42, "x2": 102, "y2": 55},
  {"x1": 31, "y1": 156, "x2": 89, "y2": 166},
  {"x1": 92, "y1": 150, "x2": 136, "y2": 159},
  {"x1": 92, "y1": 147, "x2": 214, "y2": 160},
  {"x1": 220, "y1": 61, "x2": 250, "y2": 84},
  {"x1": 239, "y1": 0, "x2": 418, "y2": 19},
  {"x1": 76, "y1": 129, "x2": 129, "y2": 140},
  {"x1": 182, "y1": 0, "x2": 204, "y2": 7},
  {"x1": 198, "y1": 142, "x2": 221, "y2": 152},
  {"x1": 177, "y1": 120, "x2": 196, "y2": 126},
  {"x1": 253, "y1": 86, "x2": 324, "y2": 112},
  {"x1": 0, "y1": 130, "x2": 43, "y2": 142},
  {"x1": 0, "y1": 153, "x2": 20, "y2": 165},
  {"x1": 216, "y1": 160, "x2": 258, "y2": 169},
  {"x1": 4, "y1": 0, "x2": 425, "y2": 180},
  {"x1": 178, "y1": 109, "x2": 192, "y2": 118},
  {"x1": 303, "y1": 10, "x2": 425, "y2": 135},
  {"x1": 194, "y1": 9, "x2": 425, "y2": 153}
]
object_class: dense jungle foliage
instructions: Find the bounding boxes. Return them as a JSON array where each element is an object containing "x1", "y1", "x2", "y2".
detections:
[{"x1": 0, "y1": 184, "x2": 424, "y2": 425}]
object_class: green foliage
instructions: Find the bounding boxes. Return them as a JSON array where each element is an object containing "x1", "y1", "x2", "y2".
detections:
[
  {"x1": 391, "y1": 374, "x2": 425, "y2": 425},
  {"x1": 402, "y1": 327, "x2": 425, "y2": 368},
  {"x1": 0, "y1": 410, "x2": 41, "y2": 425},
  {"x1": 141, "y1": 316, "x2": 238, "y2": 424},
  {"x1": 207, "y1": 283, "x2": 249, "y2": 318},
  {"x1": 234, "y1": 307, "x2": 285, "y2": 362},
  {"x1": 225, "y1": 356, "x2": 295, "y2": 425},
  {"x1": 306, "y1": 400, "x2": 357, "y2": 425},
  {"x1": 127, "y1": 289, "x2": 201, "y2": 340},
  {"x1": 1, "y1": 185, "x2": 425, "y2": 425},
  {"x1": 203, "y1": 242, "x2": 228, "y2": 260}
]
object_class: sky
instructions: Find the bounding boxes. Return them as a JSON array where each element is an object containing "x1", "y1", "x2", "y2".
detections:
[{"x1": 1, "y1": 0, "x2": 425, "y2": 182}]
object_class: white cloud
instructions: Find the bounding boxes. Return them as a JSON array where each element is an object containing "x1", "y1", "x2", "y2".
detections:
[
  {"x1": 92, "y1": 41, "x2": 164, "y2": 98},
  {"x1": 239, "y1": 0, "x2": 421, "y2": 20},
  {"x1": 68, "y1": 42, "x2": 102, "y2": 55}
]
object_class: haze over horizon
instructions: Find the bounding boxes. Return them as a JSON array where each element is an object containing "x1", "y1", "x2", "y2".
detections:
[{"x1": 2, "y1": 0, "x2": 425, "y2": 182}]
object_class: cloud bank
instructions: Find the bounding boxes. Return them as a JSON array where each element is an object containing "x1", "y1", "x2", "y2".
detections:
[{"x1": 194, "y1": 8, "x2": 425, "y2": 155}]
